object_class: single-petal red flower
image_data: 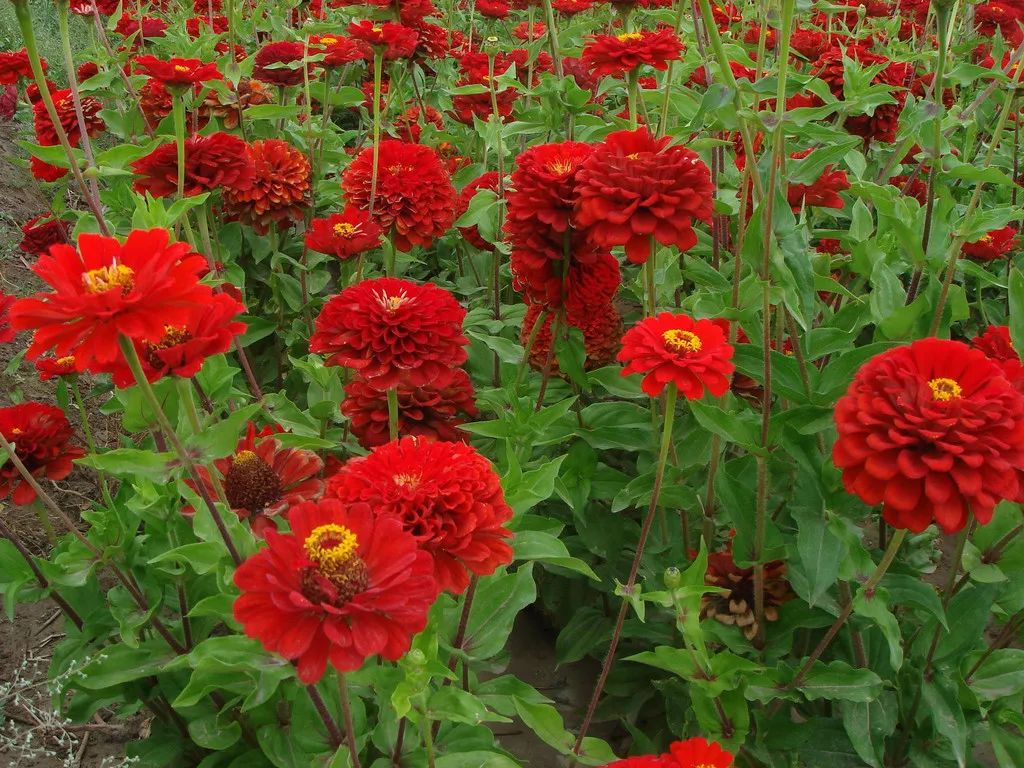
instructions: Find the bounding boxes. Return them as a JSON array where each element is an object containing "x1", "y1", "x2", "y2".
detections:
[{"x1": 305, "y1": 207, "x2": 383, "y2": 260}]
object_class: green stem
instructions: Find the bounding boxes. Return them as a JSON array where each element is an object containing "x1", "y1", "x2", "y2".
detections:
[
  {"x1": 418, "y1": 705, "x2": 437, "y2": 768},
  {"x1": 387, "y1": 388, "x2": 400, "y2": 442},
  {"x1": 627, "y1": 69, "x2": 640, "y2": 131},
  {"x1": 339, "y1": 675, "x2": 362, "y2": 768},
  {"x1": 919, "y1": 6, "x2": 953, "y2": 265},
  {"x1": 118, "y1": 337, "x2": 242, "y2": 566},
  {"x1": 644, "y1": 243, "x2": 657, "y2": 315},
  {"x1": 369, "y1": 50, "x2": 384, "y2": 222},
  {"x1": 574, "y1": 387, "x2": 678, "y2": 754},
  {"x1": 176, "y1": 377, "x2": 231, "y2": 508},
  {"x1": 31, "y1": 500, "x2": 57, "y2": 545},
  {"x1": 71, "y1": 378, "x2": 114, "y2": 507},
  {"x1": 514, "y1": 308, "x2": 547, "y2": 395},
  {"x1": 656, "y1": 1, "x2": 688, "y2": 137},
  {"x1": 540, "y1": 0, "x2": 563, "y2": 78}
]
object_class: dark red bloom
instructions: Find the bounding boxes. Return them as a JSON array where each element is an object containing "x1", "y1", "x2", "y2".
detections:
[
  {"x1": 253, "y1": 41, "x2": 313, "y2": 87},
  {"x1": 0, "y1": 403, "x2": 85, "y2": 506},
  {"x1": 702, "y1": 541, "x2": 793, "y2": 640},
  {"x1": 222, "y1": 139, "x2": 310, "y2": 234},
  {"x1": 790, "y1": 26, "x2": 829, "y2": 59},
  {"x1": 961, "y1": 226, "x2": 1019, "y2": 261},
  {"x1": 347, "y1": 21, "x2": 419, "y2": 59},
  {"x1": 311, "y1": 277, "x2": 468, "y2": 390},
  {"x1": 582, "y1": 28, "x2": 683, "y2": 78},
  {"x1": 341, "y1": 368, "x2": 478, "y2": 448},
  {"x1": 10, "y1": 228, "x2": 214, "y2": 373},
  {"x1": 522, "y1": 300, "x2": 621, "y2": 374},
  {"x1": 0, "y1": 292, "x2": 15, "y2": 344},
  {"x1": 393, "y1": 105, "x2": 444, "y2": 143},
  {"x1": 115, "y1": 14, "x2": 168, "y2": 41},
  {"x1": 131, "y1": 132, "x2": 254, "y2": 198},
  {"x1": 341, "y1": 140, "x2": 456, "y2": 252},
  {"x1": 575, "y1": 128, "x2": 714, "y2": 264},
  {"x1": 305, "y1": 207, "x2": 383, "y2": 260},
  {"x1": 33, "y1": 89, "x2": 104, "y2": 147},
  {"x1": 328, "y1": 437, "x2": 513, "y2": 594},
  {"x1": 135, "y1": 55, "x2": 221, "y2": 88},
  {"x1": 618, "y1": 313, "x2": 734, "y2": 398},
  {"x1": 19, "y1": 215, "x2": 69, "y2": 257},
  {"x1": 0, "y1": 49, "x2": 41, "y2": 85},
  {"x1": 972, "y1": 325, "x2": 1024, "y2": 393},
  {"x1": 832, "y1": 338, "x2": 1024, "y2": 533},
  {"x1": 106, "y1": 292, "x2": 246, "y2": 387},
  {"x1": 477, "y1": 0, "x2": 510, "y2": 17},
  {"x1": 188, "y1": 423, "x2": 324, "y2": 535},
  {"x1": 551, "y1": 0, "x2": 594, "y2": 13},
  {"x1": 787, "y1": 149, "x2": 850, "y2": 211},
  {"x1": 233, "y1": 497, "x2": 437, "y2": 682}
]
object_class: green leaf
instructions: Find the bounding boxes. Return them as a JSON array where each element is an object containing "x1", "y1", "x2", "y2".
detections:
[
  {"x1": 76, "y1": 448, "x2": 178, "y2": 481},
  {"x1": 797, "y1": 661, "x2": 883, "y2": 702},
  {"x1": 512, "y1": 699, "x2": 573, "y2": 754},
  {"x1": 463, "y1": 564, "x2": 536, "y2": 660},
  {"x1": 512, "y1": 529, "x2": 599, "y2": 580},
  {"x1": 189, "y1": 714, "x2": 241, "y2": 751},
  {"x1": 435, "y1": 753, "x2": 522, "y2": 768},
  {"x1": 852, "y1": 586, "x2": 903, "y2": 671},
  {"x1": 555, "y1": 607, "x2": 609, "y2": 664},
  {"x1": 72, "y1": 640, "x2": 178, "y2": 689},
  {"x1": 148, "y1": 542, "x2": 231, "y2": 575},
  {"x1": 921, "y1": 679, "x2": 967, "y2": 768},
  {"x1": 689, "y1": 400, "x2": 762, "y2": 452},
  {"x1": 187, "y1": 403, "x2": 263, "y2": 459},
  {"x1": 427, "y1": 687, "x2": 508, "y2": 725},
  {"x1": 933, "y1": 583, "x2": 1001, "y2": 663},
  {"x1": 793, "y1": 508, "x2": 844, "y2": 608},
  {"x1": 839, "y1": 694, "x2": 898, "y2": 768},
  {"x1": 1010, "y1": 268, "x2": 1024, "y2": 359},
  {"x1": 504, "y1": 456, "x2": 567, "y2": 515},
  {"x1": 967, "y1": 649, "x2": 1024, "y2": 700},
  {"x1": 880, "y1": 574, "x2": 947, "y2": 630}
]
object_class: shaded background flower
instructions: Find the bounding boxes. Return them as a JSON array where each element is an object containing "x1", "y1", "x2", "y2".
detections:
[{"x1": 0, "y1": 403, "x2": 85, "y2": 506}]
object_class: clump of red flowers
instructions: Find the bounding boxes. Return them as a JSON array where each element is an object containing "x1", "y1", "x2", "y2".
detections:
[
  {"x1": 581, "y1": 28, "x2": 683, "y2": 78},
  {"x1": 341, "y1": 140, "x2": 457, "y2": 251},
  {"x1": 0, "y1": 403, "x2": 85, "y2": 506},
  {"x1": 10, "y1": 228, "x2": 213, "y2": 373},
  {"x1": 575, "y1": 128, "x2": 714, "y2": 264},
  {"x1": 131, "y1": 132, "x2": 254, "y2": 198},
  {"x1": 618, "y1": 313, "x2": 735, "y2": 398},
  {"x1": 833, "y1": 338, "x2": 1024, "y2": 533},
  {"x1": 0, "y1": 49, "x2": 39, "y2": 84},
  {"x1": 311, "y1": 277, "x2": 467, "y2": 390},
  {"x1": 233, "y1": 498, "x2": 437, "y2": 682},
  {"x1": 328, "y1": 437, "x2": 513, "y2": 594}
]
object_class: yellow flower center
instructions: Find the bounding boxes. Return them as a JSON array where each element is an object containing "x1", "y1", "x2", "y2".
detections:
[
  {"x1": 82, "y1": 264, "x2": 135, "y2": 295},
  {"x1": 372, "y1": 26, "x2": 383, "y2": 32},
  {"x1": 928, "y1": 377, "x2": 962, "y2": 402},
  {"x1": 304, "y1": 523, "x2": 360, "y2": 572},
  {"x1": 979, "y1": 234, "x2": 993, "y2": 244},
  {"x1": 548, "y1": 159, "x2": 576, "y2": 176},
  {"x1": 56, "y1": 356, "x2": 75, "y2": 366},
  {"x1": 174, "y1": 64, "x2": 190, "y2": 73},
  {"x1": 321, "y1": 36, "x2": 338, "y2": 45},
  {"x1": 11, "y1": 428, "x2": 23, "y2": 436},
  {"x1": 376, "y1": 289, "x2": 411, "y2": 312},
  {"x1": 662, "y1": 329, "x2": 703, "y2": 354},
  {"x1": 233, "y1": 450, "x2": 259, "y2": 465},
  {"x1": 393, "y1": 473, "x2": 420, "y2": 488},
  {"x1": 616, "y1": 32, "x2": 644, "y2": 42},
  {"x1": 333, "y1": 222, "x2": 358, "y2": 237}
]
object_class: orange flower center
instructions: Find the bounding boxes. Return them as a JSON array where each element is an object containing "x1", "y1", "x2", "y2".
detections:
[
  {"x1": 663, "y1": 329, "x2": 702, "y2": 354},
  {"x1": 11, "y1": 428, "x2": 23, "y2": 436},
  {"x1": 333, "y1": 222, "x2": 358, "y2": 238},
  {"x1": 372, "y1": 25, "x2": 383, "y2": 32},
  {"x1": 616, "y1": 32, "x2": 644, "y2": 42},
  {"x1": 82, "y1": 264, "x2": 135, "y2": 295},
  {"x1": 162, "y1": 325, "x2": 190, "y2": 345},
  {"x1": 174, "y1": 64, "x2": 190, "y2": 73},
  {"x1": 320, "y1": 36, "x2": 338, "y2": 44},
  {"x1": 56, "y1": 356, "x2": 75, "y2": 366},
  {"x1": 548, "y1": 159, "x2": 576, "y2": 176},
  {"x1": 928, "y1": 377, "x2": 962, "y2": 402}
]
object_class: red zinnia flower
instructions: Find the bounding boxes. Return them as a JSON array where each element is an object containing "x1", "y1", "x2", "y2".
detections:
[
  {"x1": 787, "y1": 149, "x2": 850, "y2": 211},
  {"x1": 107, "y1": 292, "x2": 246, "y2": 387},
  {"x1": 618, "y1": 313, "x2": 734, "y2": 398},
  {"x1": 341, "y1": 140, "x2": 456, "y2": 252},
  {"x1": 135, "y1": 55, "x2": 221, "y2": 88},
  {"x1": 832, "y1": 338, "x2": 1024, "y2": 533},
  {"x1": 310, "y1": 34, "x2": 369, "y2": 67},
  {"x1": 477, "y1": 0, "x2": 509, "y2": 18},
  {"x1": 310, "y1": 277, "x2": 468, "y2": 390},
  {"x1": 702, "y1": 541, "x2": 793, "y2": 640},
  {"x1": 33, "y1": 88, "x2": 104, "y2": 147},
  {"x1": 341, "y1": 368, "x2": 477, "y2": 448},
  {"x1": 19, "y1": 215, "x2": 69, "y2": 257},
  {"x1": 552, "y1": 0, "x2": 594, "y2": 14},
  {"x1": 972, "y1": 325, "x2": 1024, "y2": 393},
  {"x1": 35, "y1": 356, "x2": 78, "y2": 381},
  {"x1": 602, "y1": 737, "x2": 734, "y2": 767},
  {"x1": 253, "y1": 41, "x2": 313, "y2": 87},
  {"x1": 131, "y1": 132, "x2": 254, "y2": 198},
  {"x1": 10, "y1": 229, "x2": 214, "y2": 373},
  {"x1": 328, "y1": 437, "x2": 513, "y2": 594},
  {"x1": 188, "y1": 423, "x2": 324, "y2": 536},
  {"x1": 0, "y1": 403, "x2": 85, "y2": 506},
  {"x1": 304, "y1": 207, "x2": 383, "y2": 260},
  {"x1": 347, "y1": 21, "x2": 419, "y2": 59},
  {"x1": 115, "y1": 14, "x2": 168, "y2": 42},
  {"x1": 0, "y1": 49, "x2": 40, "y2": 85},
  {"x1": 523, "y1": 300, "x2": 621, "y2": 374},
  {"x1": 0, "y1": 291, "x2": 15, "y2": 344},
  {"x1": 575, "y1": 128, "x2": 714, "y2": 264},
  {"x1": 961, "y1": 226, "x2": 1019, "y2": 261},
  {"x1": 581, "y1": 28, "x2": 683, "y2": 79},
  {"x1": 233, "y1": 497, "x2": 437, "y2": 682},
  {"x1": 222, "y1": 139, "x2": 311, "y2": 234}
]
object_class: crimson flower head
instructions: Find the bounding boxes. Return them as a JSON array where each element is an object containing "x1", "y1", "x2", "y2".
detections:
[
  {"x1": 0, "y1": 292, "x2": 15, "y2": 344},
  {"x1": 134, "y1": 55, "x2": 221, "y2": 88},
  {"x1": 0, "y1": 49, "x2": 40, "y2": 85},
  {"x1": 347, "y1": 21, "x2": 419, "y2": 59},
  {"x1": 222, "y1": 139, "x2": 310, "y2": 234},
  {"x1": 787, "y1": 149, "x2": 850, "y2": 211},
  {"x1": 328, "y1": 437, "x2": 514, "y2": 594},
  {"x1": 33, "y1": 89, "x2": 104, "y2": 147},
  {"x1": 10, "y1": 229, "x2": 214, "y2": 373},
  {"x1": 253, "y1": 41, "x2": 312, "y2": 87},
  {"x1": 131, "y1": 132, "x2": 254, "y2": 198},
  {"x1": 603, "y1": 737, "x2": 734, "y2": 767},
  {"x1": 961, "y1": 226, "x2": 1019, "y2": 261},
  {"x1": 972, "y1": 325, "x2": 1024, "y2": 392},
  {"x1": 106, "y1": 293, "x2": 246, "y2": 387},
  {"x1": 35, "y1": 356, "x2": 78, "y2": 381},
  {"x1": 0, "y1": 403, "x2": 85, "y2": 506},
  {"x1": 187, "y1": 423, "x2": 324, "y2": 536},
  {"x1": 19, "y1": 215, "x2": 69, "y2": 257},
  {"x1": 341, "y1": 368, "x2": 478, "y2": 449},
  {"x1": 304, "y1": 207, "x2": 382, "y2": 260},
  {"x1": 582, "y1": 28, "x2": 683, "y2": 78},
  {"x1": 233, "y1": 498, "x2": 437, "y2": 682},
  {"x1": 618, "y1": 313, "x2": 734, "y2": 398},
  {"x1": 832, "y1": 338, "x2": 1024, "y2": 534},
  {"x1": 341, "y1": 140, "x2": 456, "y2": 252},
  {"x1": 310, "y1": 277, "x2": 468, "y2": 390},
  {"x1": 575, "y1": 128, "x2": 714, "y2": 264},
  {"x1": 309, "y1": 34, "x2": 369, "y2": 67}
]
